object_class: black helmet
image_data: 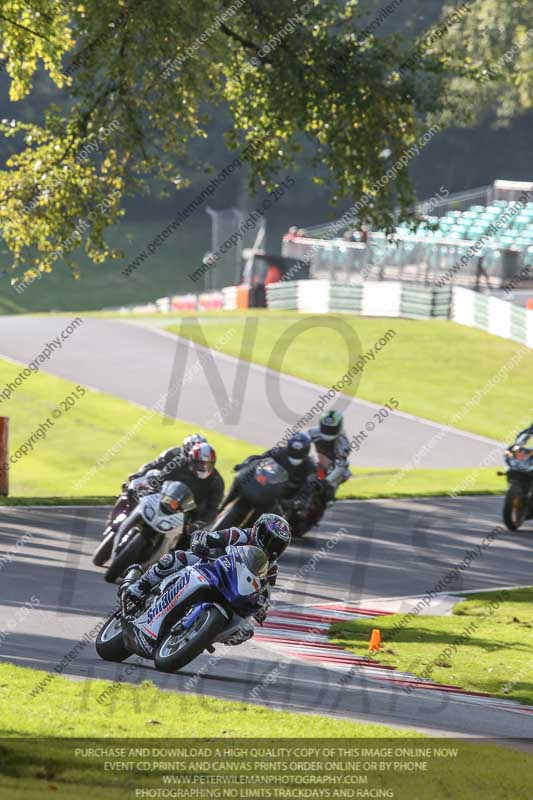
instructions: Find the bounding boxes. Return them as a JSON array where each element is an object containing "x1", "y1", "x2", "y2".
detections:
[
  {"x1": 251, "y1": 513, "x2": 291, "y2": 559},
  {"x1": 287, "y1": 432, "x2": 311, "y2": 466},
  {"x1": 320, "y1": 410, "x2": 343, "y2": 440}
]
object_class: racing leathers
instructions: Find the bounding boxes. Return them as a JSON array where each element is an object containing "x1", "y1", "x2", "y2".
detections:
[
  {"x1": 109, "y1": 446, "x2": 224, "y2": 529},
  {"x1": 125, "y1": 526, "x2": 277, "y2": 644},
  {"x1": 308, "y1": 426, "x2": 352, "y2": 496}
]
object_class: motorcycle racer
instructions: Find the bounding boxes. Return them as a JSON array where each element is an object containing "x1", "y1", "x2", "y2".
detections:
[
  {"x1": 121, "y1": 513, "x2": 291, "y2": 644},
  {"x1": 106, "y1": 438, "x2": 223, "y2": 534},
  {"x1": 308, "y1": 410, "x2": 352, "y2": 498},
  {"x1": 227, "y1": 432, "x2": 318, "y2": 515}
]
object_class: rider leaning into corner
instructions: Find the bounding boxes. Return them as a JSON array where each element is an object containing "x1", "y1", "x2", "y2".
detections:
[
  {"x1": 308, "y1": 410, "x2": 352, "y2": 501},
  {"x1": 106, "y1": 433, "x2": 224, "y2": 533},
  {"x1": 223, "y1": 432, "x2": 318, "y2": 527},
  {"x1": 121, "y1": 512, "x2": 291, "y2": 645}
]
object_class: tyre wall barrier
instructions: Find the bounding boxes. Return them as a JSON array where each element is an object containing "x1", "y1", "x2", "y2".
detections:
[{"x1": 266, "y1": 280, "x2": 533, "y2": 347}]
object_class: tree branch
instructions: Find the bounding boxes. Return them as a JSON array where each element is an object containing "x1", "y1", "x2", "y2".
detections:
[
  {"x1": 219, "y1": 22, "x2": 268, "y2": 59},
  {"x1": 0, "y1": 12, "x2": 49, "y2": 41}
]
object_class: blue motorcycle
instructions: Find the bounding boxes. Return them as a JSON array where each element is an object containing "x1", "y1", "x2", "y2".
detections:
[{"x1": 95, "y1": 545, "x2": 269, "y2": 673}]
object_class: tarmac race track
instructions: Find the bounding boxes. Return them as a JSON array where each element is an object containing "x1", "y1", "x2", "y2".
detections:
[
  {"x1": 1, "y1": 495, "x2": 532, "y2": 739},
  {"x1": 0, "y1": 315, "x2": 502, "y2": 468}
]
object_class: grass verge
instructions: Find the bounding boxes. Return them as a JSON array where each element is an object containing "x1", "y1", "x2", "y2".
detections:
[
  {"x1": 166, "y1": 313, "x2": 532, "y2": 442},
  {"x1": 0, "y1": 357, "x2": 251, "y2": 497},
  {"x1": 337, "y1": 467, "x2": 504, "y2": 500},
  {"x1": 0, "y1": 660, "x2": 417, "y2": 798},
  {"x1": 330, "y1": 588, "x2": 533, "y2": 705},
  {"x1": 1, "y1": 663, "x2": 533, "y2": 799},
  {"x1": 0, "y1": 357, "x2": 506, "y2": 500}
]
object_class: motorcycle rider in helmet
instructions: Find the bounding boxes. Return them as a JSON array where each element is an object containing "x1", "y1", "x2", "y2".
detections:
[
  {"x1": 309, "y1": 410, "x2": 351, "y2": 496},
  {"x1": 105, "y1": 436, "x2": 222, "y2": 537},
  {"x1": 182, "y1": 433, "x2": 207, "y2": 455},
  {"x1": 223, "y1": 432, "x2": 318, "y2": 532},
  {"x1": 304, "y1": 410, "x2": 352, "y2": 525},
  {"x1": 121, "y1": 513, "x2": 291, "y2": 644}
]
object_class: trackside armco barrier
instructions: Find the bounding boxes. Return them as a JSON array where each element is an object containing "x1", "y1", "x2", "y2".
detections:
[
  {"x1": 266, "y1": 279, "x2": 451, "y2": 318},
  {"x1": 114, "y1": 279, "x2": 533, "y2": 348},
  {"x1": 0, "y1": 417, "x2": 8, "y2": 495},
  {"x1": 266, "y1": 280, "x2": 533, "y2": 347}
]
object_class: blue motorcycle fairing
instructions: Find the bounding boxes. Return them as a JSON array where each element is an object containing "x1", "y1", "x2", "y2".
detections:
[
  {"x1": 181, "y1": 602, "x2": 229, "y2": 630},
  {"x1": 193, "y1": 546, "x2": 264, "y2": 617}
]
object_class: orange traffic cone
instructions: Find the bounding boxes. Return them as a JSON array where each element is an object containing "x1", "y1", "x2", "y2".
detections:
[{"x1": 368, "y1": 629, "x2": 381, "y2": 652}]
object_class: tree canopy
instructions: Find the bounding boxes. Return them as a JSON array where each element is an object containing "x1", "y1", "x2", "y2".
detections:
[
  {"x1": 0, "y1": 0, "x2": 524, "y2": 282},
  {"x1": 439, "y1": 0, "x2": 533, "y2": 123}
]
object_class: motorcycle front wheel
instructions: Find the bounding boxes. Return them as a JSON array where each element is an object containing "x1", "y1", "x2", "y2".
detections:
[
  {"x1": 92, "y1": 526, "x2": 115, "y2": 567},
  {"x1": 95, "y1": 613, "x2": 130, "y2": 662},
  {"x1": 154, "y1": 606, "x2": 227, "y2": 673},
  {"x1": 104, "y1": 530, "x2": 145, "y2": 583},
  {"x1": 503, "y1": 483, "x2": 528, "y2": 531}
]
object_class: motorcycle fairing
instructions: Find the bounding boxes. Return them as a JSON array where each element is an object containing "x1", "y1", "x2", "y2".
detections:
[
  {"x1": 132, "y1": 567, "x2": 209, "y2": 640},
  {"x1": 129, "y1": 547, "x2": 264, "y2": 644},
  {"x1": 139, "y1": 493, "x2": 185, "y2": 533},
  {"x1": 193, "y1": 546, "x2": 265, "y2": 617},
  {"x1": 181, "y1": 602, "x2": 230, "y2": 630}
]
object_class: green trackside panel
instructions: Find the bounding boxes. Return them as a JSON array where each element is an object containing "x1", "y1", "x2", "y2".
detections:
[
  {"x1": 432, "y1": 287, "x2": 453, "y2": 318},
  {"x1": 400, "y1": 286, "x2": 431, "y2": 307},
  {"x1": 266, "y1": 283, "x2": 299, "y2": 310},
  {"x1": 329, "y1": 282, "x2": 363, "y2": 314},
  {"x1": 511, "y1": 303, "x2": 528, "y2": 344},
  {"x1": 473, "y1": 293, "x2": 490, "y2": 329},
  {"x1": 399, "y1": 286, "x2": 451, "y2": 319}
]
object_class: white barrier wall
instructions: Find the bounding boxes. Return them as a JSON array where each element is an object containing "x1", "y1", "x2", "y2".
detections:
[
  {"x1": 266, "y1": 280, "x2": 533, "y2": 348},
  {"x1": 528, "y1": 312, "x2": 533, "y2": 348},
  {"x1": 297, "y1": 280, "x2": 330, "y2": 313},
  {"x1": 451, "y1": 287, "x2": 475, "y2": 328},
  {"x1": 119, "y1": 279, "x2": 533, "y2": 350},
  {"x1": 222, "y1": 286, "x2": 238, "y2": 310},
  {"x1": 361, "y1": 281, "x2": 402, "y2": 317},
  {"x1": 487, "y1": 296, "x2": 512, "y2": 340}
]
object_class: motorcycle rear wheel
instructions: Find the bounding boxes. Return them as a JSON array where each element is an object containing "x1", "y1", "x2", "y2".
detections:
[
  {"x1": 95, "y1": 613, "x2": 130, "y2": 662},
  {"x1": 104, "y1": 531, "x2": 145, "y2": 583},
  {"x1": 154, "y1": 606, "x2": 227, "y2": 673},
  {"x1": 503, "y1": 483, "x2": 528, "y2": 531}
]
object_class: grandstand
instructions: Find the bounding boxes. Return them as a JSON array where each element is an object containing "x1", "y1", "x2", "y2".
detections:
[{"x1": 282, "y1": 179, "x2": 533, "y2": 290}]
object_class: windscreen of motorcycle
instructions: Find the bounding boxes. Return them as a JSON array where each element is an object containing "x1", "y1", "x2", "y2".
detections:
[
  {"x1": 238, "y1": 545, "x2": 269, "y2": 579},
  {"x1": 236, "y1": 457, "x2": 289, "y2": 506},
  {"x1": 160, "y1": 480, "x2": 197, "y2": 512},
  {"x1": 194, "y1": 547, "x2": 266, "y2": 608},
  {"x1": 254, "y1": 458, "x2": 288, "y2": 485}
]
